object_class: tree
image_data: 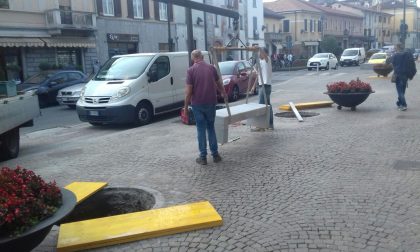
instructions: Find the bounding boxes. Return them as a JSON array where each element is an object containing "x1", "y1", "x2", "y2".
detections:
[{"x1": 320, "y1": 36, "x2": 342, "y2": 58}]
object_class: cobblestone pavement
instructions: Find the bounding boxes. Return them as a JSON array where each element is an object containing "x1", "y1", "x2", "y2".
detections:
[{"x1": 2, "y1": 68, "x2": 420, "y2": 251}]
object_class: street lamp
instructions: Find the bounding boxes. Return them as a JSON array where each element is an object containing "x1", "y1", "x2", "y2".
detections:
[{"x1": 400, "y1": 0, "x2": 407, "y2": 45}]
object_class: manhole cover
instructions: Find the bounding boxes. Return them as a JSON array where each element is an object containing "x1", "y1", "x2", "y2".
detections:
[
  {"x1": 275, "y1": 112, "x2": 320, "y2": 118},
  {"x1": 63, "y1": 187, "x2": 155, "y2": 223},
  {"x1": 393, "y1": 160, "x2": 420, "y2": 171}
]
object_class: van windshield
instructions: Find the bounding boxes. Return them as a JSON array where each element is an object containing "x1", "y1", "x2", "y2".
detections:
[
  {"x1": 342, "y1": 50, "x2": 358, "y2": 56},
  {"x1": 94, "y1": 56, "x2": 153, "y2": 81}
]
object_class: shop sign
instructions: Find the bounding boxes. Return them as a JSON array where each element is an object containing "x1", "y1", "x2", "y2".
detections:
[{"x1": 107, "y1": 33, "x2": 139, "y2": 42}]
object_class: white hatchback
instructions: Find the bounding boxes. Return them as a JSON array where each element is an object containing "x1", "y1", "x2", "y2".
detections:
[{"x1": 307, "y1": 53, "x2": 338, "y2": 71}]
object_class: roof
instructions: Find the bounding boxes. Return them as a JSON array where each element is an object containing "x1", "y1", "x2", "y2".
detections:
[
  {"x1": 333, "y1": 2, "x2": 392, "y2": 15},
  {"x1": 374, "y1": 1, "x2": 419, "y2": 10},
  {"x1": 304, "y1": 1, "x2": 364, "y2": 18},
  {"x1": 264, "y1": 7, "x2": 285, "y2": 19},
  {"x1": 264, "y1": 0, "x2": 322, "y2": 13}
]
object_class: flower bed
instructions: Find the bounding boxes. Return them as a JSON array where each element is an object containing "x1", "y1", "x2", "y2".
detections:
[
  {"x1": 326, "y1": 79, "x2": 372, "y2": 93},
  {"x1": 0, "y1": 167, "x2": 62, "y2": 236}
]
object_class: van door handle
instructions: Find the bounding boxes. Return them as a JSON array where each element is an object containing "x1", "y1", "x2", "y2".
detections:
[{"x1": 170, "y1": 77, "x2": 173, "y2": 85}]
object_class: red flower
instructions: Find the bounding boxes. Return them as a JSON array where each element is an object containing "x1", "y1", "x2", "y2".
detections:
[
  {"x1": 327, "y1": 79, "x2": 373, "y2": 93},
  {"x1": 0, "y1": 166, "x2": 62, "y2": 236}
]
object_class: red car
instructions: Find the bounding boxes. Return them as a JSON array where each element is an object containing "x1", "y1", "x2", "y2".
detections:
[{"x1": 218, "y1": 60, "x2": 258, "y2": 101}]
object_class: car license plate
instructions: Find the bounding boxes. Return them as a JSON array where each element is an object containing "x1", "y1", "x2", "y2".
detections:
[
  {"x1": 62, "y1": 97, "x2": 69, "y2": 101},
  {"x1": 89, "y1": 110, "x2": 99, "y2": 116}
]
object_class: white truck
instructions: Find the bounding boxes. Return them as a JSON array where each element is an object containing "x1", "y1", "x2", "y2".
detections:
[{"x1": 0, "y1": 90, "x2": 40, "y2": 161}]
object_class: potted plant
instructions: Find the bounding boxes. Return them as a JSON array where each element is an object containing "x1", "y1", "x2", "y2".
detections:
[
  {"x1": 325, "y1": 79, "x2": 374, "y2": 111},
  {"x1": 0, "y1": 166, "x2": 76, "y2": 252},
  {"x1": 373, "y1": 63, "x2": 393, "y2": 77}
]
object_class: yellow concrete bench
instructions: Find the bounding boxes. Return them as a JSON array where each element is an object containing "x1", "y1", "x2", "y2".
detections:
[
  {"x1": 57, "y1": 201, "x2": 223, "y2": 252},
  {"x1": 279, "y1": 101, "x2": 333, "y2": 111},
  {"x1": 64, "y1": 182, "x2": 108, "y2": 204}
]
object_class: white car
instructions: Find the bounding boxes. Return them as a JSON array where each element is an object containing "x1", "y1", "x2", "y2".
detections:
[
  {"x1": 307, "y1": 53, "x2": 338, "y2": 71},
  {"x1": 56, "y1": 82, "x2": 87, "y2": 108}
]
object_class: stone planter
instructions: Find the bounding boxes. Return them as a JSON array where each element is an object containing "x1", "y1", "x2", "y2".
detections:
[
  {"x1": 373, "y1": 64, "x2": 393, "y2": 77},
  {"x1": 0, "y1": 188, "x2": 76, "y2": 252},
  {"x1": 325, "y1": 91, "x2": 374, "y2": 111}
]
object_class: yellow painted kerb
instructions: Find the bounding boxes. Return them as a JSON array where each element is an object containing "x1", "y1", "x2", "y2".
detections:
[
  {"x1": 279, "y1": 101, "x2": 333, "y2": 111},
  {"x1": 57, "y1": 201, "x2": 223, "y2": 252},
  {"x1": 64, "y1": 182, "x2": 107, "y2": 204}
]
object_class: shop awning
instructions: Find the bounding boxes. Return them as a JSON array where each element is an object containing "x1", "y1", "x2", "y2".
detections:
[
  {"x1": 0, "y1": 37, "x2": 45, "y2": 47},
  {"x1": 304, "y1": 41, "x2": 319, "y2": 46},
  {"x1": 41, "y1": 37, "x2": 96, "y2": 48}
]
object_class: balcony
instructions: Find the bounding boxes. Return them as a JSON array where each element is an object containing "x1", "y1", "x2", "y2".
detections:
[{"x1": 45, "y1": 9, "x2": 96, "y2": 33}]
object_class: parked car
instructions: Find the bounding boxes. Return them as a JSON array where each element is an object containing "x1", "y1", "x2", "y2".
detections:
[
  {"x1": 218, "y1": 60, "x2": 258, "y2": 101},
  {"x1": 56, "y1": 83, "x2": 87, "y2": 108},
  {"x1": 17, "y1": 70, "x2": 88, "y2": 108},
  {"x1": 307, "y1": 53, "x2": 338, "y2": 71},
  {"x1": 368, "y1": 53, "x2": 389, "y2": 65},
  {"x1": 339, "y1": 47, "x2": 366, "y2": 66}
]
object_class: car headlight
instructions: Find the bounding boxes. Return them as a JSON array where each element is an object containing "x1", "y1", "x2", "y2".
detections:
[
  {"x1": 223, "y1": 78, "x2": 231, "y2": 85},
  {"x1": 73, "y1": 91, "x2": 81, "y2": 96},
  {"x1": 79, "y1": 87, "x2": 86, "y2": 101},
  {"x1": 110, "y1": 87, "x2": 130, "y2": 101}
]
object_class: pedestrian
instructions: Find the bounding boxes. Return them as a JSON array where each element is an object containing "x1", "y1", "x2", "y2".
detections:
[
  {"x1": 92, "y1": 59, "x2": 100, "y2": 75},
  {"x1": 391, "y1": 43, "x2": 417, "y2": 111},
  {"x1": 252, "y1": 47, "x2": 274, "y2": 131},
  {"x1": 184, "y1": 50, "x2": 227, "y2": 165}
]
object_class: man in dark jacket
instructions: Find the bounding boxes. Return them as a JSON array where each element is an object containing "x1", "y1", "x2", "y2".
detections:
[{"x1": 391, "y1": 43, "x2": 417, "y2": 111}]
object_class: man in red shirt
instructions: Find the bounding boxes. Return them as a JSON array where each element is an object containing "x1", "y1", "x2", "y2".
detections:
[{"x1": 184, "y1": 50, "x2": 227, "y2": 165}]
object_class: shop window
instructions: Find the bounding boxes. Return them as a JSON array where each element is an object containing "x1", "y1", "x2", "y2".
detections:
[
  {"x1": 57, "y1": 49, "x2": 82, "y2": 70},
  {"x1": 133, "y1": 0, "x2": 143, "y2": 19},
  {"x1": 0, "y1": 0, "x2": 9, "y2": 9},
  {"x1": 108, "y1": 42, "x2": 137, "y2": 57}
]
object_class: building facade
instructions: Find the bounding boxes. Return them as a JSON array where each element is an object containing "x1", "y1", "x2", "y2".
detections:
[
  {"x1": 331, "y1": 3, "x2": 393, "y2": 49},
  {"x1": 263, "y1": 8, "x2": 285, "y2": 56},
  {"x1": 0, "y1": 0, "x2": 96, "y2": 82}
]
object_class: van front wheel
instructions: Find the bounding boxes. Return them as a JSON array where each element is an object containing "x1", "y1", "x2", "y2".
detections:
[{"x1": 135, "y1": 102, "x2": 153, "y2": 126}]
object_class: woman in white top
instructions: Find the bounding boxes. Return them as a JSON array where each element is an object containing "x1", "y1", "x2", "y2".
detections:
[{"x1": 257, "y1": 47, "x2": 274, "y2": 129}]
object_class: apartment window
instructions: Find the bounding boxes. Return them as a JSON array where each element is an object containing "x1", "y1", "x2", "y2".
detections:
[
  {"x1": 253, "y1": 16, "x2": 258, "y2": 37},
  {"x1": 283, "y1": 20, "x2": 290, "y2": 33},
  {"x1": 253, "y1": 0, "x2": 256, "y2": 8},
  {"x1": 239, "y1": 15, "x2": 243, "y2": 30},
  {"x1": 318, "y1": 20, "x2": 321, "y2": 32},
  {"x1": 103, "y1": 0, "x2": 114, "y2": 16},
  {"x1": 304, "y1": 19, "x2": 307, "y2": 31},
  {"x1": 273, "y1": 24, "x2": 275, "y2": 32},
  {"x1": 0, "y1": 0, "x2": 9, "y2": 9},
  {"x1": 310, "y1": 20, "x2": 313, "y2": 32},
  {"x1": 159, "y1": 2, "x2": 167, "y2": 21},
  {"x1": 132, "y1": 0, "x2": 143, "y2": 19},
  {"x1": 215, "y1": 14, "x2": 218, "y2": 27}
]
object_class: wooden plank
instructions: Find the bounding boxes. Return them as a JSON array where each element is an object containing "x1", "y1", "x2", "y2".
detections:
[
  {"x1": 279, "y1": 101, "x2": 333, "y2": 111},
  {"x1": 57, "y1": 201, "x2": 223, "y2": 252},
  {"x1": 64, "y1": 182, "x2": 107, "y2": 204},
  {"x1": 289, "y1": 102, "x2": 303, "y2": 122}
]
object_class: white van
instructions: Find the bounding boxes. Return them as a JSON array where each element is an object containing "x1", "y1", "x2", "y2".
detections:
[
  {"x1": 76, "y1": 52, "x2": 209, "y2": 126},
  {"x1": 339, "y1": 47, "x2": 366, "y2": 66}
]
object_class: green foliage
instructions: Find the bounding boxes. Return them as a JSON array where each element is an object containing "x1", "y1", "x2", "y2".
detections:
[{"x1": 320, "y1": 36, "x2": 342, "y2": 58}]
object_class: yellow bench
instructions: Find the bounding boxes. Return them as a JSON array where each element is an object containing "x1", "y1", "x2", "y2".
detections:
[
  {"x1": 279, "y1": 101, "x2": 333, "y2": 111},
  {"x1": 57, "y1": 201, "x2": 223, "y2": 252},
  {"x1": 64, "y1": 182, "x2": 108, "y2": 204}
]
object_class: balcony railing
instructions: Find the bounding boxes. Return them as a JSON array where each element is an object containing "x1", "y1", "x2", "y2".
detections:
[{"x1": 45, "y1": 9, "x2": 96, "y2": 30}]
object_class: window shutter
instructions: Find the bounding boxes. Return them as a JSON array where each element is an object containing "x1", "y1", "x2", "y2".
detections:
[
  {"x1": 154, "y1": 1, "x2": 159, "y2": 20},
  {"x1": 96, "y1": 0, "x2": 103, "y2": 15},
  {"x1": 127, "y1": 0, "x2": 134, "y2": 18},
  {"x1": 168, "y1": 3, "x2": 173, "y2": 21},
  {"x1": 114, "y1": 0, "x2": 122, "y2": 17},
  {"x1": 143, "y1": 0, "x2": 149, "y2": 19}
]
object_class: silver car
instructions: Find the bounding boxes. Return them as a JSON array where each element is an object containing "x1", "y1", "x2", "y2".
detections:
[{"x1": 56, "y1": 83, "x2": 86, "y2": 108}]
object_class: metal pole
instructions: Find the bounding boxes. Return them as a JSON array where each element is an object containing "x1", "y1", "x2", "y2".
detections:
[
  {"x1": 203, "y1": 0, "x2": 208, "y2": 51},
  {"x1": 186, "y1": 7, "x2": 194, "y2": 65},
  {"x1": 401, "y1": 0, "x2": 406, "y2": 45},
  {"x1": 167, "y1": 0, "x2": 172, "y2": 52}
]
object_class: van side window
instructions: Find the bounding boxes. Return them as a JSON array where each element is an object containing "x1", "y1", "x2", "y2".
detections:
[{"x1": 151, "y1": 56, "x2": 170, "y2": 81}]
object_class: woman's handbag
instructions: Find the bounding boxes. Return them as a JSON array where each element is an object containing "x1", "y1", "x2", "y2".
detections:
[{"x1": 391, "y1": 73, "x2": 396, "y2": 83}]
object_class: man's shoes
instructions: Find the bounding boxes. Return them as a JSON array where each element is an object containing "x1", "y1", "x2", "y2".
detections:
[
  {"x1": 251, "y1": 127, "x2": 265, "y2": 132},
  {"x1": 196, "y1": 157, "x2": 207, "y2": 165},
  {"x1": 213, "y1": 154, "x2": 222, "y2": 163},
  {"x1": 401, "y1": 106, "x2": 407, "y2": 111}
]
